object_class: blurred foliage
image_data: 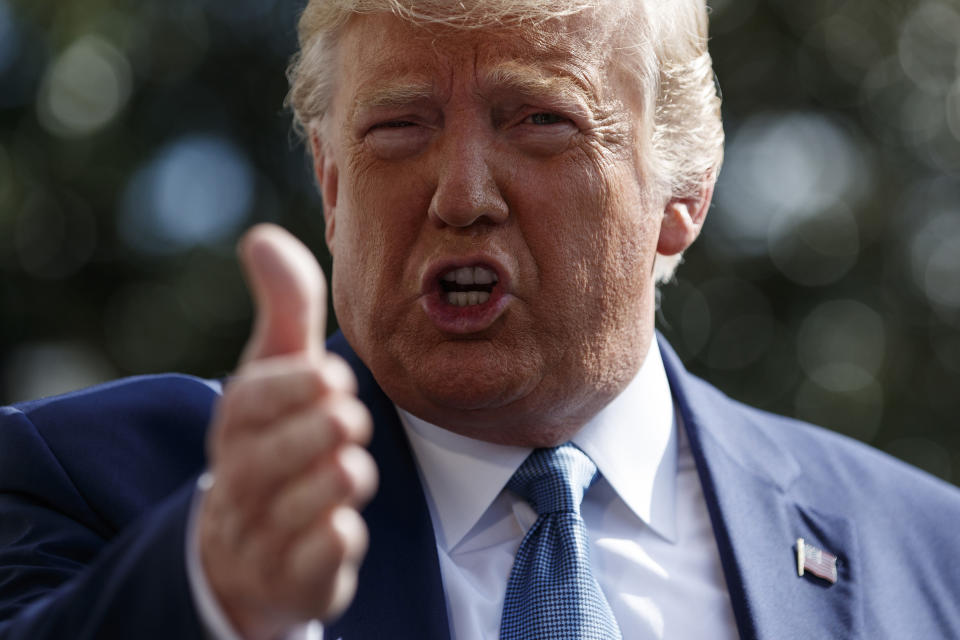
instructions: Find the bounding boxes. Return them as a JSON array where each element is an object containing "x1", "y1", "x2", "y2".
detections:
[{"x1": 1, "y1": 0, "x2": 959, "y2": 485}]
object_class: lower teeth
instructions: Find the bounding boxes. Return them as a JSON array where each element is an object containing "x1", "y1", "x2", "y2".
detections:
[{"x1": 446, "y1": 291, "x2": 491, "y2": 306}]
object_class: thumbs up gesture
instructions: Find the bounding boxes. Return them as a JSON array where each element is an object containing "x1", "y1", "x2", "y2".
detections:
[{"x1": 198, "y1": 225, "x2": 378, "y2": 639}]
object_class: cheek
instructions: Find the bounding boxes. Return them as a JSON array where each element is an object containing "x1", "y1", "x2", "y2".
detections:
[
  {"x1": 331, "y1": 163, "x2": 428, "y2": 324},
  {"x1": 339, "y1": 157, "x2": 408, "y2": 263},
  {"x1": 525, "y1": 157, "x2": 654, "y2": 302},
  {"x1": 330, "y1": 179, "x2": 388, "y2": 321}
]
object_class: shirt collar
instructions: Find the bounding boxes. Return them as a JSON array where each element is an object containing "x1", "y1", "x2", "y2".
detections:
[{"x1": 399, "y1": 339, "x2": 677, "y2": 551}]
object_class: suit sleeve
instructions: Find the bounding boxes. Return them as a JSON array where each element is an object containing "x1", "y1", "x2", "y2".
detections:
[{"x1": 0, "y1": 406, "x2": 207, "y2": 640}]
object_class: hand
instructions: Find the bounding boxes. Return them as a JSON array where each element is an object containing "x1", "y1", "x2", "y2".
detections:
[{"x1": 198, "y1": 224, "x2": 378, "y2": 640}]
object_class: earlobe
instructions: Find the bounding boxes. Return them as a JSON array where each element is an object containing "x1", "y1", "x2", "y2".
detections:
[
  {"x1": 657, "y1": 181, "x2": 714, "y2": 256},
  {"x1": 310, "y1": 127, "x2": 339, "y2": 251}
]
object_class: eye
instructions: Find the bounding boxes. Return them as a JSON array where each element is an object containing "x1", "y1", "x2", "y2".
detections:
[
  {"x1": 511, "y1": 109, "x2": 578, "y2": 155},
  {"x1": 365, "y1": 119, "x2": 431, "y2": 159},
  {"x1": 524, "y1": 112, "x2": 568, "y2": 126}
]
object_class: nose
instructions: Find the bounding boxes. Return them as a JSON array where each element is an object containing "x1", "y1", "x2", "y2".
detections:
[{"x1": 428, "y1": 128, "x2": 509, "y2": 228}]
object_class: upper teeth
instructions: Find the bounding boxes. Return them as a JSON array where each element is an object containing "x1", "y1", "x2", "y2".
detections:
[{"x1": 442, "y1": 266, "x2": 498, "y2": 286}]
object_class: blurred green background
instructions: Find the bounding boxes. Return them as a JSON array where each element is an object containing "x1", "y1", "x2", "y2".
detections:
[{"x1": 1, "y1": 0, "x2": 958, "y2": 485}]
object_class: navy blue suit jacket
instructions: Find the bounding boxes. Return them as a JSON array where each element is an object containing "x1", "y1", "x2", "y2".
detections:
[{"x1": 2, "y1": 333, "x2": 959, "y2": 639}]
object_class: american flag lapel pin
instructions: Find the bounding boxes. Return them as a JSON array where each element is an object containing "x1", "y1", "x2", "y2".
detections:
[{"x1": 796, "y1": 537, "x2": 838, "y2": 584}]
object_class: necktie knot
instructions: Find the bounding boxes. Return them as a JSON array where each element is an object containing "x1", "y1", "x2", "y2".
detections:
[{"x1": 507, "y1": 443, "x2": 598, "y2": 517}]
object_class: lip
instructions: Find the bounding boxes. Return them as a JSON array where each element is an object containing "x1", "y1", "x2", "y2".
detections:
[{"x1": 420, "y1": 255, "x2": 513, "y2": 334}]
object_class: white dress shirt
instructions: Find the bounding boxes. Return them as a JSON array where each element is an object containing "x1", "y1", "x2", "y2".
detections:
[
  {"x1": 188, "y1": 341, "x2": 739, "y2": 639},
  {"x1": 401, "y1": 340, "x2": 739, "y2": 640}
]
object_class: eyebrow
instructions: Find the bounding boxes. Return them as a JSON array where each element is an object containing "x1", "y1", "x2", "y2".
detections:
[
  {"x1": 355, "y1": 81, "x2": 436, "y2": 110},
  {"x1": 483, "y1": 63, "x2": 583, "y2": 99},
  {"x1": 481, "y1": 62, "x2": 599, "y2": 111}
]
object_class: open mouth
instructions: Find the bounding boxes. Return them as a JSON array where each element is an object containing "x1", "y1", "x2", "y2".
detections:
[
  {"x1": 439, "y1": 266, "x2": 499, "y2": 307},
  {"x1": 421, "y1": 258, "x2": 510, "y2": 333}
]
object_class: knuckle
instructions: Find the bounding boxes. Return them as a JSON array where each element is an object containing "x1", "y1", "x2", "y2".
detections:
[
  {"x1": 338, "y1": 446, "x2": 375, "y2": 502},
  {"x1": 322, "y1": 397, "x2": 372, "y2": 446},
  {"x1": 356, "y1": 449, "x2": 379, "y2": 504},
  {"x1": 318, "y1": 398, "x2": 352, "y2": 444},
  {"x1": 345, "y1": 398, "x2": 373, "y2": 445},
  {"x1": 325, "y1": 525, "x2": 351, "y2": 563},
  {"x1": 326, "y1": 453, "x2": 354, "y2": 499},
  {"x1": 329, "y1": 505, "x2": 366, "y2": 558},
  {"x1": 324, "y1": 566, "x2": 360, "y2": 620},
  {"x1": 351, "y1": 515, "x2": 370, "y2": 558},
  {"x1": 304, "y1": 362, "x2": 329, "y2": 396},
  {"x1": 352, "y1": 402, "x2": 374, "y2": 445},
  {"x1": 321, "y1": 354, "x2": 358, "y2": 394}
]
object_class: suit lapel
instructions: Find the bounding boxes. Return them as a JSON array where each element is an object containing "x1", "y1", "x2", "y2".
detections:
[
  {"x1": 327, "y1": 333, "x2": 451, "y2": 640},
  {"x1": 659, "y1": 335, "x2": 862, "y2": 640}
]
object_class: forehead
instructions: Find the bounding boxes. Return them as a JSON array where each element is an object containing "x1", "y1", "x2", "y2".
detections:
[{"x1": 333, "y1": 11, "x2": 621, "y2": 106}]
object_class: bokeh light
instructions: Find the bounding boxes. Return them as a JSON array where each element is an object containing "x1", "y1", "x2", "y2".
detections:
[
  {"x1": 119, "y1": 134, "x2": 255, "y2": 255},
  {"x1": 710, "y1": 112, "x2": 869, "y2": 259},
  {"x1": 898, "y1": 2, "x2": 960, "y2": 95},
  {"x1": 819, "y1": 14, "x2": 883, "y2": 85},
  {"x1": 36, "y1": 35, "x2": 132, "y2": 138},
  {"x1": 909, "y1": 209, "x2": 960, "y2": 321}
]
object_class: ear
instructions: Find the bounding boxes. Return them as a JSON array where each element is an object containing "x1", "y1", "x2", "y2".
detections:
[
  {"x1": 309, "y1": 125, "x2": 339, "y2": 251},
  {"x1": 657, "y1": 180, "x2": 714, "y2": 256}
]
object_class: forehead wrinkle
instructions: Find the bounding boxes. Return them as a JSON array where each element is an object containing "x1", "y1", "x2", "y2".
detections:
[{"x1": 481, "y1": 61, "x2": 602, "y2": 112}]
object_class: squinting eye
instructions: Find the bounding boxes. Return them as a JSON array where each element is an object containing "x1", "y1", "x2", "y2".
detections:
[
  {"x1": 375, "y1": 120, "x2": 415, "y2": 129},
  {"x1": 525, "y1": 113, "x2": 567, "y2": 125},
  {"x1": 366, "y1": 120, "x2": 431, "y2": 159}
]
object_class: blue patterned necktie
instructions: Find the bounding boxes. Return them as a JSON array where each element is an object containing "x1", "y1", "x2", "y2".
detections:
[{"x1": 500, "y1": 443, "x2": 623, "y2": 640}]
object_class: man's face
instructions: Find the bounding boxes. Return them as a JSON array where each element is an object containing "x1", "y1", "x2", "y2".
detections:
[{"x1": 317, "y1": 11, "x2": 670, "y2": 445}]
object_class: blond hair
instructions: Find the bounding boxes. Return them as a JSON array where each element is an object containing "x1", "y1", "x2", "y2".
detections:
[{"x1": 286, "y1": 0, "x2": 723, "y2": 282}]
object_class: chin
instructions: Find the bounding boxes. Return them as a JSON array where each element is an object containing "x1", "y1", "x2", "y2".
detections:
[
  {"x1": 415, "y1": 364, "x2": 533, "y2": 413},
  {"x1": 401, "y1": 335, "x2": 536, "y2": 401}
]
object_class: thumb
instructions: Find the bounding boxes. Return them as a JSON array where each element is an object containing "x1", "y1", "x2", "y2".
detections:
[{"x1": 238, "y1": 224, "x2": 327, "y2": 364}]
